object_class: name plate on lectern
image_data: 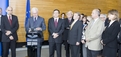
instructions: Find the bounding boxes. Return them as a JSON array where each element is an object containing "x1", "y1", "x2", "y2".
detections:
[{"x1": 26, "y1": 32, "x2": 41, "y2": 46}]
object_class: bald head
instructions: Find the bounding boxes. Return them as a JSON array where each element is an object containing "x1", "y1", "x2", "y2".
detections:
[
  {"x1": 91, "y1": 9, "x2": 101, "y2": 19},
  {"x1": 6, "y1": 6, "x2": 13, "y2": 15}
]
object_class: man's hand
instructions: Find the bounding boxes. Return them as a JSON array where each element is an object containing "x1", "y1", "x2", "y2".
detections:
[
  {"x1": 86, "y1": 39, "x2": 90, "y2": 42},
  {"x1": 28, "y1": 28, "x2": 31, "y2": 32},
  {"x1": 66, "y1": 27, "x2": 70, "y2": 29},
  {"x1": 52, "y1": 33, "x2": 59, "y2": 38},
  {"x1": 6, "y1": 30, "x2": 11, "y2": 36},
  {"x1": 76, "y1": 42, "x2": 80, "y2": 45},
  {"x1": 81, "y1": 40, "x2": 86, "y2": 44},
  {"x1": 9, "y1": 36, "x2": 14, "y2": 40},
  {"x1": 101, "y1": 40, "x2": 105, "y2": 46},
  {"x1": 35, "y1": 27, "x2": 42, "y2": 31}
]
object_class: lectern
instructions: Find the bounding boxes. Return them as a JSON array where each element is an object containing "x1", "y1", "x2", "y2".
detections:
[{"x1": 26, "y1": 32, "x2": 42, "y2": 57}]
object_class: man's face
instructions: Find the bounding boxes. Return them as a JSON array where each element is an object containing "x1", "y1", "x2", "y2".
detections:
[
  {"x1": 73, "y1": 13, "x2": 79, "y2": 20},
  {"x1": 91, "y1": 10, "x2": 97, "y2": 19},
  {"x1": 66, "y1": 12, "x2": 73, "y2": 18},
  {"x1": 32, "y1": 12, "x2": 38, "y2": 17},
  {"x1": 0, "y1": 9, "x2": 2, "y2": 15},
  {"x1": 6, "y1": 7, "x2": 13, "y2": 15},
  {"x1": 53, "y1": 11, "x2": 59, "y2": 18}
]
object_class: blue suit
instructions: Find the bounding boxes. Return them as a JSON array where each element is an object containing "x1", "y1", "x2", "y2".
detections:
[{"x1": 25, "y1": 16, "x2": 46, "y2": 57}]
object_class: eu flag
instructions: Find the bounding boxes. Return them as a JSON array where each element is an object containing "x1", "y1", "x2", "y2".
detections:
[
  {"x1": 0, "y1": 0, "x2": 9, "y2": 56},
  {"x1": 25, "y1": 0, "x2": 31, "y2": 26}
]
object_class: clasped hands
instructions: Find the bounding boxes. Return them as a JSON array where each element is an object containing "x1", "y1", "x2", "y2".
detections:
[
  {"x1": 6, "y1": 30, "x2": 14, "y2": 40},
  {"x1": 29, "y1": 27, "x2": 42, "y2": 32},
  {"x1": 52, "y1": 33, "x2": 59, "y2": 38}
]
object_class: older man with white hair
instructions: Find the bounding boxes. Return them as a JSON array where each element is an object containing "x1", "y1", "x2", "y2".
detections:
[
  {"x1": 25, "y1": 7, "x2": 46, "y2": 57},
  {"x1": 62, "y1": 11, "x2": 74, "y2": 57},
  {"x1": 100, "y1": 14, "x2": 107, "y2": 21}
]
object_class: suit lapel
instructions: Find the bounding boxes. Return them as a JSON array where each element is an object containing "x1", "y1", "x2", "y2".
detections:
[
  {"x1": 11, "y1": 15, "x2": 15, "y2": 26},
  {"x1": 108, "y1": 21, "x2": 116, "y2": 28},
  {"x1": 51, "y1": 18, "x2": 56, "y2": 30},
  {"x1": 5, "y1": 15, "x2": 12, "y2": 26},
  {"x1": 90, "y1": 19, "x2": 100, "y2": 29},
  {"x1": 56, "y1": 18, "x2": 61, "y2": 29},
  {"x1": 70, "y1": 20, "x2": 78, "y2": 30}
]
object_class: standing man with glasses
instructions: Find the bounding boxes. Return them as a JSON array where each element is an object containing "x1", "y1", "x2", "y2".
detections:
[
  {"x1": 1, "y1": 6, "x2": 19, "y2": 57},
  {"x1": 25, "y1": 7, "x2": 46, "y2": 57}
]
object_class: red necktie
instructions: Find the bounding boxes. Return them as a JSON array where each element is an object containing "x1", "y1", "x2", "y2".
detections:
[
  {"x1": 8, "y1": 16, "x2": 12, "y2": 25},
  {"x1": 68, "y1": 20, "x2": 71, "y2": 23},
  {"x1": 54, "y1": 19, "x2": 58, "y2": 28}
]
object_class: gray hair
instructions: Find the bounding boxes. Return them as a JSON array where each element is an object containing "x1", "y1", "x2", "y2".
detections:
[
  {"x1": 100, "y1": 14, "x2": 107, "y2": 19},
  {"x1": 66, "y1": 11, "x2": 73, "y2": 15},
  {"x1": 31, "y1": 7, "x2": 38, "y2": 13}
]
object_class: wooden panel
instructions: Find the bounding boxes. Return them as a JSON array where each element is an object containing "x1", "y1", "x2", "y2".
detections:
[{"x1": 9, "y1": 0, "x2": 121, "y2": 42}]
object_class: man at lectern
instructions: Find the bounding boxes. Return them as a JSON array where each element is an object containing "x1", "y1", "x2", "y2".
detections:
[{"x1": 25, "y1": 7, "x2": 46, "y2": 57}]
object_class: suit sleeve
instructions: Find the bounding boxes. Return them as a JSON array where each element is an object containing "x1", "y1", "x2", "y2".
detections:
[
  {"x1": 11, "y1": 16, "x2": 19, "y2": 34},
  {"x1": 65, "y1": 20, "x2": 69, "y2": 30},
  {"x1": 103, "y1": 23, "x2": 120, "y2": 44},
  {"x1": 48, "y1": 19, "x2": 53, "y2": 35},
  {"x1": 88, "y1": 21, "x2": 104, "y2": 41},
  {"x1": 1, "y1": 16, "x2": 6, "y2": 33},
  {"x1": 77, "y1": 21, "x2": 83, "y2": 42},
  {"x1": 41, "y1": 18, "x2": 46, "y2": 31},
  {"x1": 25, "y1": 18, "x2": 30, "y2": 33}
]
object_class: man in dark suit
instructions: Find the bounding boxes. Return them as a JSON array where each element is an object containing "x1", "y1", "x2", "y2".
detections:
[
  {"x1": 0, "y1": 7, "x2": 3, "y2": 56},
  {"x1": 0, "y1": 8, "x2": 3, "y2": 42},
  {"x1": 1, "y1": 6, "x2": 19, "y2": 57},
  {"x1": 68, "y1": 12, "x2": 83, "y2": 57},
  {"x1": 63, "y1": 11, "x2": 73, "y2": 57},
  {"x1": 25, "y1": 7, "x2": 46, "y2": 57},
  {"x1": 48, "y1": 9, "x2": 64, "y2": 57},
  {"x1": 118, "y1": 18, "x2": 121, "y2": 57}
]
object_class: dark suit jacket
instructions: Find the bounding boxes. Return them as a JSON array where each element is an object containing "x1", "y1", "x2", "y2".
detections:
[
  {"x1": 105, "y1": 18, "x2": 110, "y2": 27},
  {"x1": 102, "y1": 21, "x2": 120, "y2": 49},
  {"x1": 1, "y1": 15, "x2": 19, "y2": 42},
  {"x1": 48, "y1": 17, "x2": 64, "y2": 43},
  {"x1": 25, "y1": 16, "x2": 46, "y2": 41},
  {"x1": 0, "y1": 15, "x2": 4, "y2": 29},
  {"x1": 68, "y1": 20, "x2": 83, "y2": 45},
  {"x1": 0, "y1": 15, "x2": 4, "y2": 42},
  {"x1": 63, "y1": 18, "x2": 74, "y2": 40},
  {"x1": 118, "y1": 19, "x2": 121, "y2": 43}
]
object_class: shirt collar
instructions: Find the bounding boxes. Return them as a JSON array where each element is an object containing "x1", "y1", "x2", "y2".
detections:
[
  {"x1": 33, "y1": 16, "x2": 38, "y2": 20},
  {"x1": 110, "y1": 20, "x2": 116, "y2": 24},
  {"x1": 94, "y1": 17, "x2": 99, "y2": 22},
  {"x1": 54, "y1": 17, "x2": 59, "y2": 20},
  {"x1": 7, "y1": 15, "x2": 12, "y2": 19}
]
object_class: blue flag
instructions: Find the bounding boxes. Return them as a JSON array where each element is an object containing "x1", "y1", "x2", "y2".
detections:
[
  {"x1": 0, "y1": 0, "x2": 9, "y2": 56},
  {"x1": 25, "y1": 0, "x2": 30, "y2": 26}
]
